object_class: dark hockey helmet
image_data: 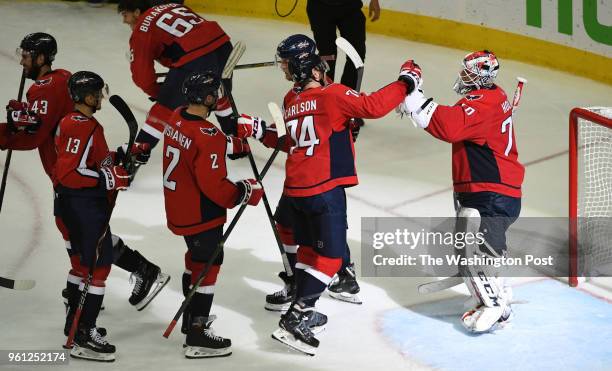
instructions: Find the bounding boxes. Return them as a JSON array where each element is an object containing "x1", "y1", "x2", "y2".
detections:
[
  {"x1": 182, "y1": 71, "x2": 222, "y2": 105},
  {"x1": 18, "y1": 32, "x2": 57, "y2": 65},
  {"x1": 276, "y1": 34, "x2": 316, "y2": 62},
  {"x1": 68, "y1": 71, "x2": 107, "y2": 104},
  {"x1": 287, "y1": 52, "x2": 328, "y2": 84}
]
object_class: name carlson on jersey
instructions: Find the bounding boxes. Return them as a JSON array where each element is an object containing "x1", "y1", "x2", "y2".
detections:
[
  {"x1": 164, "y1": 124, "x2": 192, "y2": 150},
  {"x1": 285, "y1": 99, "x2": 317, "y2": 118}
]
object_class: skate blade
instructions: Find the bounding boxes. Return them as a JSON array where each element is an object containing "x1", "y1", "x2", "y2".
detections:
[
  {"x1": 184, "y1": 345, "x2": 232, "y2": 358},
  {"x1": 271, "y1": 329, "x2": 317, "y2": 356},
  {"x1": 70, "y1": 345, "x2": 115, "y2": 362},
  {"x1": 264, "y1": 302, "x2": 291, "y2": 312},
  {"x1": 135, "y1": 273, "x2": 171, "y2": 311},
  {"x1": 327, "y1": 290, "x2": 362, "y2": 304}
]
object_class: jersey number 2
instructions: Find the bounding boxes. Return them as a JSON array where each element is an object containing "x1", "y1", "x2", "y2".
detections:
[
  {"x1": 163, "y1": 146, "x2": 180, "y2": 191},
  {"x1": 156, "y1": 7, "x2": 203, "y2": 37}
]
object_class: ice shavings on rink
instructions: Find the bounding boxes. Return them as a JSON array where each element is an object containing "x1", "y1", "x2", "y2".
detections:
[{"x1": 379, "y1": 279, "x2": 612, "y2": 371}]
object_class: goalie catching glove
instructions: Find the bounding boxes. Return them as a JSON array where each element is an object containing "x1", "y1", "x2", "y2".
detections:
[
  {"x1": 236, "y1": 179, "x2": 264, "y2": 206},
  {"x1": 6, "y1": 100, "x2": 42, "y2": 134}
]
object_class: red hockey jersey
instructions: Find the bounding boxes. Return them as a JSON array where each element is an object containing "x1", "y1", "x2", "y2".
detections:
[
  {"x1": 129, "y1": 3, "x2": 230, "y2": 98},
  {"x1": 281, "y1": 81, "x2": 406, "y2": 197},
  {"x1": 163, "y1": 108, "x2": 241, "y2": 236},
  {"x1": 0, "y1": 69, "x2": 73, "y2": 180},
  {"x1": 54, "y1": 112, "x2": 113, "y2": 191},
  {"x1": 425, "y1": 85, "x2": 525, "y2": 197}
]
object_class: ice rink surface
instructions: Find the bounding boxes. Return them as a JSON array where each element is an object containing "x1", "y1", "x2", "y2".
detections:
[{"x1": 0, "y1": 2, "x2": 611, "y2": 370}]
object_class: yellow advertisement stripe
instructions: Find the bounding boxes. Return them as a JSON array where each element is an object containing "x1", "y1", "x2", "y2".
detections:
[{"x1": 186, "y1": 0, "x2": 611, "y2": 85}]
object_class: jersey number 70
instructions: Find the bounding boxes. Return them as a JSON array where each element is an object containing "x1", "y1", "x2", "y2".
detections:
[{"x1": 285, "y1": 115, "x2": 320, "y2": 156}]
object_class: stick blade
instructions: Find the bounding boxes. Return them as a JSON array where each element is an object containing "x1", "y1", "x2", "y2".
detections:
[
  {"x1": 335, "y1": 37, "x2": 364, "y2": 69},
  {"x1": 417, "y1": 275, "x2": 462, "y2": 294},
  {"x1": 0, "y1": 276, "x2": 35, "y2": 290},
  {"x1": 268, "y1": 102, "x2": 286, "y2": 137},
  {"x1": 222, "y1": 41, "x2": 246, "y2": 79}
]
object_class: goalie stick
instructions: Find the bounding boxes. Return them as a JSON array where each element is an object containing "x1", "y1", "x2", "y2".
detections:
[
  {"x1": 0, "y1": 69, "x2": 27, "y2": 214},
  {"x1": 221, "y1": 41, "x2": 293, "y2": 277},
  {"x1": 419, "y1": 77, "x2": 528, "y2": 295},
  {"x1": 0, "y1": 276, "x2": 36, "y2": 290},
  {"x1": 163, "y1": 102, "x2": 287, "y2": 338},
  {"x1": 65, "y1": 95, "x2": 138, "y2": 349}
]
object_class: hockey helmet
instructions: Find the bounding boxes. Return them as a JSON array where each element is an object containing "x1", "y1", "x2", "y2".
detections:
[{"x1": 453, "y1": 50, "x2": 499, "y2": 95}]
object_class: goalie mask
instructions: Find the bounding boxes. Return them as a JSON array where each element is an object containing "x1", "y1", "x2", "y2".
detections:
[{"x1": 453, "y1": 50, "x2": 499, "y2": 95}]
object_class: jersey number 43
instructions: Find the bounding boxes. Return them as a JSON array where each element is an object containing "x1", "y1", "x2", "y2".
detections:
[{"x1": 286, "y1": 115, "x2": 320, "y2": 156}]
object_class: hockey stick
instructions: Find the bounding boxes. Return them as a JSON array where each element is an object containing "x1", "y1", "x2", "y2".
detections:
[
  {"x1": 163, "y1": 102, "x2": 287, "y2": 338},
  {"x1": 0, "y1": 69, "x2": 27, "y2": 214},
  {"x1": 418, "y1": 274, "x2": 463, "y2": 294},
  {"x1": 0, "y1": 276, "x2": 36, "y2": 290},
  {"x1": 512, "y1": 77, "x2": 528, "y2": 113},
  {"x1": 155, "y1": 61, "x2": 275, "y2": 79},
  {"x1": 335, "y1": 37, "x2": 364, "y2": 90},
  {"x1": 221, "y1": 42, "x2": 293, "y2": 277},
  {"x1": 65, "y1": 96, "x2": 138, "y2": 348}
]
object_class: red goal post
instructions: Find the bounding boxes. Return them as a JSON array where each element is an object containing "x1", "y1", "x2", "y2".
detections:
[{"x1": 569, "y1": 107, "x2": 612, "y2": 287}]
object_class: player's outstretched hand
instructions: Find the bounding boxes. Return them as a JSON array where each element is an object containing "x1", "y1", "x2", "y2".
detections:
[
  {"x1": 100, "y1": 165, "x2": 131, "y2": 191},
  {"x1": 399, "y1": 60, "x2": 422, "y2": 94},
  {"x1": 227, "y1": 136, "x2": 251, "y2": 160},
  {"x1": 117, "y1": 142, "x2": 152, "y2": 165},
  {"x1": 236, "y1": 179, "x2": 264, "y2": 206},
  {"x1": 6, "y1": 100, "x2": 41, "y2": 134},
  {"x1": 236, "y1": 114, "x2": 266, "y2": 140}
]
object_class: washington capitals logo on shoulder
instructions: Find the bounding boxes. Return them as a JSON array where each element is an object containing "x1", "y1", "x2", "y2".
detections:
[
  {"x1": 200, "y1": 127, "x2": 217, "y2": 136},
  {"x1": 466, "y1": 94, "x2": 483, "y2": 101},
  {"x1": 73, "y1": 115, "x2": 89, "y2": 122},
  {"x1": 35, "y1": 77, "x2": 52, "y2": 86}
]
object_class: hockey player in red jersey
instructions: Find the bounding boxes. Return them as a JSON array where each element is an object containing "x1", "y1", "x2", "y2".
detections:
[
  {"x1": 54, "y1": 71, "x2": 137, "y2": 361},
  {"x1": 239, "y1": 34, "x2": 363, "y2": 311},
  {"x1": 0, "y1": 33, "x2": 169, "y2": 318},
  {"x1": 240, "y1": 50, "x2": 412, "y2": 354},
  {"x1": 398, "y1": 50, "x2": 524, "y2": 333},
  {"x1": 117, "y1": 0, "x2": 236, "y2": 153},
  {"x1": 162, "y1": 71, "x2": 263, "y2": 358}
]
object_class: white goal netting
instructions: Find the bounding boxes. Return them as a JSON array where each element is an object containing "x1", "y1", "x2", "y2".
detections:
[{"x1": 576, "y1": 107, "x2": 612, "y2": 283}]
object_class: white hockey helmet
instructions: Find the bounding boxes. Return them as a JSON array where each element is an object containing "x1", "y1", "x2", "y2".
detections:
[{"x1": 453, "y1": 50, "x2": 499, "y2": 95}]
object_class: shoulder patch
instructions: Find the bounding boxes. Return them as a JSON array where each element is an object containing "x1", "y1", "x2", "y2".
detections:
[
  {"x1": 72, "y1": 115, "x2": 89, "y2": 122},
  {"x1": 35, "y1": 77, "x2": 53, "y2": 86},
  {"x1": 200, "y1": 127, "x2": 218, "y2": 136},
  {"x1": 465, "y1": 94, "x2": 483, "y2": 101}
]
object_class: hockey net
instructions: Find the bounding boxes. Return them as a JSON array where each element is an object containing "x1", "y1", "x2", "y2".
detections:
[{"x1": 569, "y1": 107, "x2": 612, "y2": 288}]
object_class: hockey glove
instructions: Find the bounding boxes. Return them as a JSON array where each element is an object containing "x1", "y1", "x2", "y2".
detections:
[
  {"x1": 226, "y1": 136, "x2": 251, "y2": 160},
  {"x1": 100, "y1": 165, "x2": 131, "y2": 191},
  {"x1": 236, "y1": 179, "x2": 264, "y2": 206},
  {"x1": 349, "y1": 118, "x2": 364, "y2": 142},
  {"x1": 116, "y1": 142, "x2": 152, "y2": 166},
  {"x1": 6, "y1": 100, "x2": 41, "y2": 134},
  {"x1": 236, "y1": 114, "x2": 266, "y2": 140},
  {"x1": 398, "y1": 60, "x2": 422, "y2": 94}
]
